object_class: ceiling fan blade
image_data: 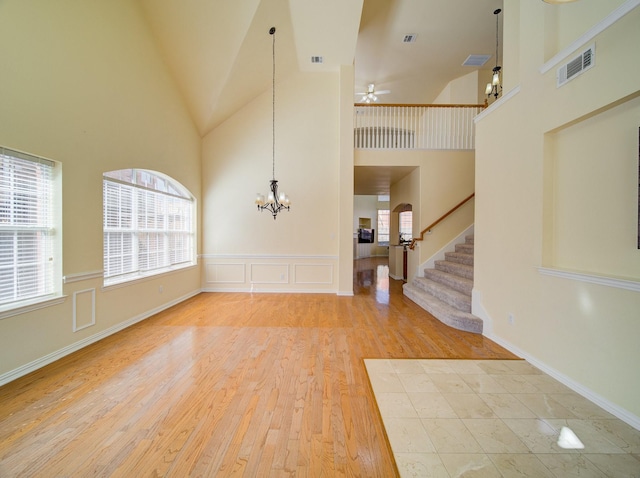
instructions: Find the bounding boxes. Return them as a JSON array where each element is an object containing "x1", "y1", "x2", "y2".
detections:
[{"x1": 376, "y1": 89, "x2": 391, "y2": 95}]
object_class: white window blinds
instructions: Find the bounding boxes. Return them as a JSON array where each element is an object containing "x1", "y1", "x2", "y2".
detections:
[
  {"x1": 399, "y1": 211, "x2": 413, "y2": 241},
  {"x1": 103, "y1": 170, "x2": 194, "y2": 286},
  {"x1": 0, "y1": 148, "x2": 55, "y2": 306},
  {"x1": 377, "y1": 210, "x2": 390, "y2": 243}
]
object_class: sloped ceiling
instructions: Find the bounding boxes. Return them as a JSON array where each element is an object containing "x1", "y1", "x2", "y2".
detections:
[
  {"x1": 138, "y1": 0, "x2": 503, "y2": 193},
  {"x1": 355, "y1": 0, "x2": 503, "y2": 104},
  {"x1": 139, "y1": 0, "x2": 364, "y2": 136}
]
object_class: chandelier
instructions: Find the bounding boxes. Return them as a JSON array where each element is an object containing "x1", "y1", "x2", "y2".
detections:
[
  {"x1": 255, "y1": 27, "x2": 290, "y2": 219},
  {"x1": 485, "y1": 8, "x2": 503, "y2": 100}
]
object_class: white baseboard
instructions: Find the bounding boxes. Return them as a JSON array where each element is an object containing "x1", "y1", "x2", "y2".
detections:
[
  {"x1": 201, "y1": 287, "x2": 338, "y2": 294},
  {"x1": 484, "y1": 330, "x2": 640, "y2": 432},
  {"x1": 0, "y1": 289, "x2": 201, "y2": 387}
]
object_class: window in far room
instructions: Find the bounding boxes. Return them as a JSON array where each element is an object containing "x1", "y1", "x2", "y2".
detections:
[
  {"x1": 399, "y1": 210, "x2": 413, "y2": 243},
  {"x1": 377, "y1": 209, "x2": 390, "y2": 245},
  {"x1": 103, "y1": 169, "x2": 195, "y2": 287}
]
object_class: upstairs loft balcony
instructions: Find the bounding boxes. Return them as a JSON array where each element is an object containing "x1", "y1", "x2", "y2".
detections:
[{"x1": 354, "y1": 103, "x2": 486, "y2": 150}]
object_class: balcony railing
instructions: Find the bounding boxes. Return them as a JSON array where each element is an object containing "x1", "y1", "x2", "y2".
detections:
[{"x1": 354, "y1": 103, "x2": 486, "y2": 150}]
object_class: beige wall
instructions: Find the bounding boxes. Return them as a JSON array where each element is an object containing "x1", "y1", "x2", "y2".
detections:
[
  {"x1": 434, "y1": 70, "x2": 485, "y2": 105},
  {"x1": 0, "y1": 0, "x2": 201, "y2": 380},
  {"x1": 201, "y1": 70, "x2": 342, "y2": 293},
  {"x1": 475, "y1": 0, "x2": 640, "y2": 422}
]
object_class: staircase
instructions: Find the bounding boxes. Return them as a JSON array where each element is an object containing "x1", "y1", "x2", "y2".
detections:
[{"x1": 402, "y1": 234, "x2": 483, "y2": 334}]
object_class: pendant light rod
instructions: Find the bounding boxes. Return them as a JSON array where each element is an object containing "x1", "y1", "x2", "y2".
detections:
[
  {"x1": 270, "y1": 26, "x2": 276, "y2": 181},
  {"x1": 255, "y1": 26, "x2": 290, "y2": 219},
  {"x1": 485, "y1": 8, "x2": 503, "y2": 100}
]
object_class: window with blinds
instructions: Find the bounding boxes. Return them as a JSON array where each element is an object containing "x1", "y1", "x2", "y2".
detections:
[
  {"x1": 0, "y1": 148, "x2": 56, "y2": 306},
  {"x1": 377, "y1": 209, "x2": 390, "y2": 244},
  {"x1": 103, "y1": 169, "x2": 195, "y2": 286},
  {"x1": 399, "y1": 211, "x2": 413, "y2": 242}
]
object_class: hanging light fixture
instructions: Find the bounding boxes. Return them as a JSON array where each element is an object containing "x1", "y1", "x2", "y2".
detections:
[
  {"x1": 255, "y1": 26, "x2": 290, "y2": 219},
  {"x1": 485, "y1": 8, "x2": 503, "y2": 100}
]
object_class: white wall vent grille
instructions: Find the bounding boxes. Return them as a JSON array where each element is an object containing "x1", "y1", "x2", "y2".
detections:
[{"x1": 557, "y1": 44, "x2": 595, "y2": 87}]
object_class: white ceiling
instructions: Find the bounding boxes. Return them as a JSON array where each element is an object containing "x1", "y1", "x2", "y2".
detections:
[{"x1": 137, "y1": 0, "x2": 503, "y2": 195}]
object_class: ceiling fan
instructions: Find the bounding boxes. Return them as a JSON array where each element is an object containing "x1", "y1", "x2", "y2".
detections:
[{"x1": 356, "y1": 83, "x2": 390, "y2": 103}]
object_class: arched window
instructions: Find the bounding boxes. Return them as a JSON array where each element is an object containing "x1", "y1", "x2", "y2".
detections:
[{"x1": 103, "y1": 169, "x2": 195, "y2": 286}]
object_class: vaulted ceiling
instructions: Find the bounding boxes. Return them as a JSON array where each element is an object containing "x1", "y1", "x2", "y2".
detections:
[{"x1": 138, "y1": 0, "x2": 503, "y2": 193}]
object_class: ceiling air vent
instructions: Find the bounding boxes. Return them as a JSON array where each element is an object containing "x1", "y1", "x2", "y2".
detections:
[
  {"x1": 463, "y1": 54, "x2": 491, "y2": 67},
  {"x1": 311, "y1": 56, "x2": 323, "y2": 64},
  {"x1": 557, "y1": 44, "x2": 595, "y2": 87},
  {"x1": 402, "y1": 34, "x2": 417, "y2": 43}
]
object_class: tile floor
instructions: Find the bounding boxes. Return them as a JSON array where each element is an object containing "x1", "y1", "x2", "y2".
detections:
[{"x1": 364, "y1": 359, "x2": 640, "y2": 477}]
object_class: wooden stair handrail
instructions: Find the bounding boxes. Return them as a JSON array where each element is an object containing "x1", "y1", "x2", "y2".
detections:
[{"x1": 409, "y1": 193, "x2": 475, "y2": 250}]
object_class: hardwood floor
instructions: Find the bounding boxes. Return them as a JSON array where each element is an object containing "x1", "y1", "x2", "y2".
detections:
[{"x1": 0, "y1": 258, "x2": 517, "y2": 477}]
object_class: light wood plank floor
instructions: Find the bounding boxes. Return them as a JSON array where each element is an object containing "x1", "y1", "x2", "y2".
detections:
[{"x1": 0, "y1": 258, "x2": 517, "y2": 477}]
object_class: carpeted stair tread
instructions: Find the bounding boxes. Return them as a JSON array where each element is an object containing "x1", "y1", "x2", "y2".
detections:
[
  {"x1": 455, "y1": 243, "x2": 474, "y2": 254},
  {"x1": 412, "y1": 277, "x2": 471, "y2": 312},
  {"x1": 402, "y1": 233, "x2": 483, "y2": 334},
  {"x1": 403, "y1": 283, "x2": 483, "y2": 334},
  {"x1": 435, "y1": 260, "x2": 474, "y2": 280},
  {"x1": 424, "y1": 269, "x2": 473, "y2": 296},
  {"x1": 444, "y1": 251, "x2": 474, "y2": 266}
]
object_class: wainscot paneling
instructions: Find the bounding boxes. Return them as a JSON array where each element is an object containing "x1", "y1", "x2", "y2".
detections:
[
  {"x1": 250, "y1": 263, "x2": 288, "y2": 284},
  {"x1": 294, "y1": 264, "x2": 333, "y2": 285},
  {"x1": 73, "y1": 288, "x2": 96, "y2": 332},
  {"x1": 205, "y1": 263, "x2": 246, "y2": 284},
  {"x1": 201, "y1": 255, "x2": 338, "y2": 293}
]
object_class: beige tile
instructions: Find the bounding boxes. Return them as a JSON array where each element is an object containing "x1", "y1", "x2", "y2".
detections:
[
  {"x1": 462, "y1": 419, "x2": 530, "y2": 454},
  {"x1": 364, "y1": 358, "x2": 394, "y2": 374},
  {"x1": 375, "y1": 392, "x2": 418, "y2": 418},
  {"x1": 502, "y1": 418, "x2": 564, "y2": 453},
  {"x1": 367, "y1": 372, "x2": 404, "y2": 393},
  {"x1": 502, "y1": 360, "x2": 543, "y2": 375},
  {"x1": 419, "y1": 359, "x2": 456, "y2": 374},
  {"x1": 459, "y1": 374, "x2": 509, "y2": 394},
  {"x1": 475, "y1": 361, "x2": 514, "y2": 375},
  {"x1": 399, "y1": 373, "x2": 439, "y2": 393},
  {"x1": 443, "y1": 393, "x2": 497, "y2": 419},
  {"x1": 489, "y1": 453, "x2": 555, "y2": 477},
  {"x1": 478, "y1": 393, "x2": 537, "y2": 419},
  {"x1": 428, "y1": 373, "x2": 474, "y2": 394},
  {"x1": 394, "y1": 453, "x2": 449, "y2": 478},
  {"x1": 382, "y1": 417, "x2": 436, "y2": 453},
  {"x1": 439, "y1": 453, "x2": 502, "y2": 477},
  {"x1": 575, "y1": 419, "x2": 640, "y2": 454},
  {"x1": 445, "y1": 360, "x2": 487, "y2": 375},
  {"x1": 549, "y1": 393, "x2": 616, "y2": 420},
  {"x1": 521, "y1": 374, "x2": 572, "y2": 393},
  {"x1": 584, "y1": 453, "x2": 640, "y2": 477},
  {"x1": 366, "y1": 360, "x2": 640, "y2": 478},
  {"x1": 548, "y1": 419, "x2": 627, "y2": 454},
  {"x1": 391, "y1": 359, "x2": 429, "y2": 374},
  {"x1": 536, "y1": 453, "x2": 607, "y2": 477},
  {"x1": 421, "y1": 418, "x2": 483, "y2": 453},
  {"x1": 514, "y1": 393, "x2": 578, "y2": 419},
  {"x1": 490, "y1": 374, "x2": 540, "y2": 394},
  {"x1": 408, "y1": 392, "x2": 458, "y2": 418}
]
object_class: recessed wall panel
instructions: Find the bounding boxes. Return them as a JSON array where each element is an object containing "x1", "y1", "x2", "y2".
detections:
[
  {"x1": 250, "y1": 264, "x2": 289, "y2": 284},
  {"x1": 294, "y1": 264, "x2": 333, "y2": 284},
  {"x1": 206, "y1": 263, "x2": 245, "y2": 283},
  {"x1": 73, "y1": 288, "x2": 96, "y2": 332}
]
